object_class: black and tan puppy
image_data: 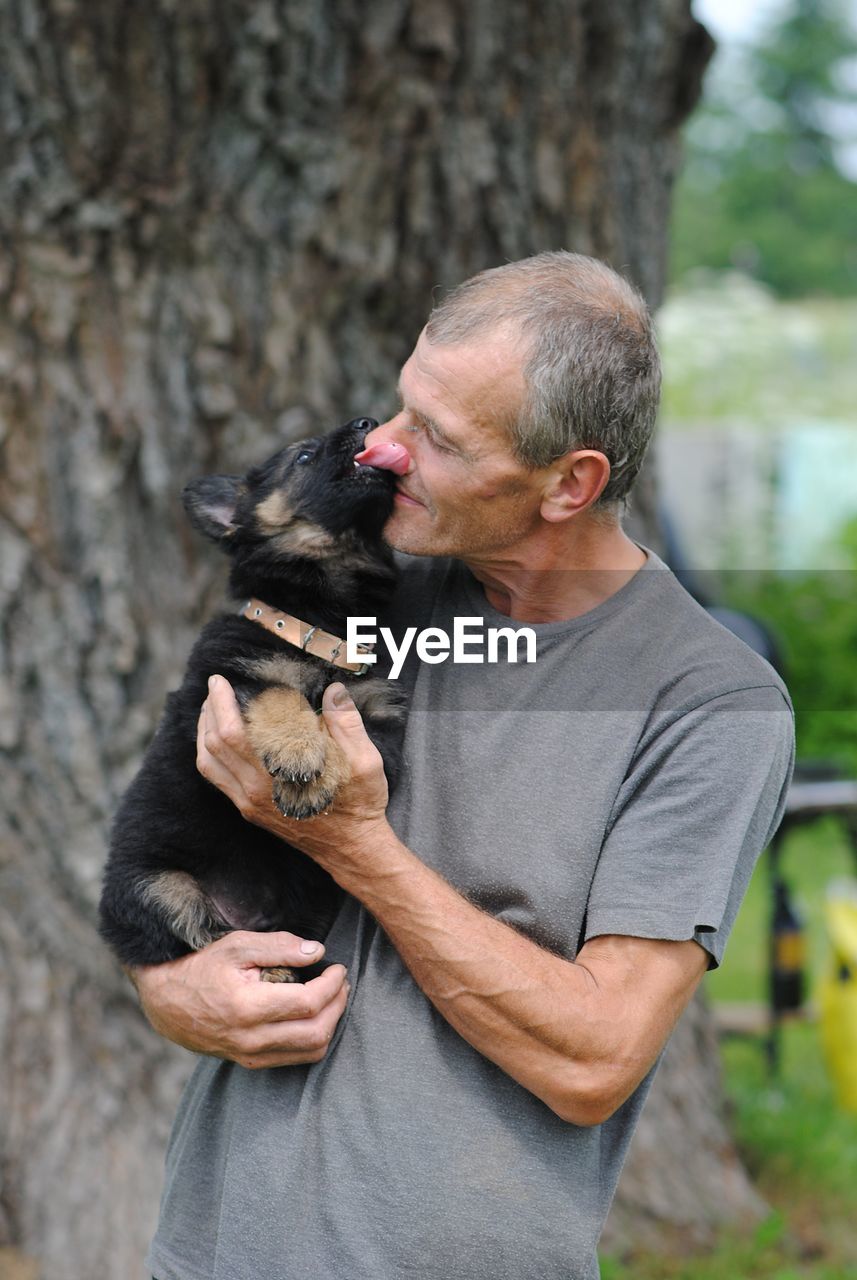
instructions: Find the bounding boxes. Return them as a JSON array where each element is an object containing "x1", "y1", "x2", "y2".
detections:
[{"x1": 99, "y1": 417, "x2": 405, "y2": 981}]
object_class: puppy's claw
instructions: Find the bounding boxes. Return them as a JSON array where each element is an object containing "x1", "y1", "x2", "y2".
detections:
[
  {"x1": 265, "y1": 765, "x2": 322, "y2": 787},
  {"x1": 272, "y1": 777, "x2": 335, "y2": 819},
  {"x1": 263, "y1": 753, "x2": 325, "y2": 786}
]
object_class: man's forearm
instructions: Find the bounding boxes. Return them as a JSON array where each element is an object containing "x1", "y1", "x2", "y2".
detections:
[{"x1": 325, "y1": 821, "x2": 674, "y2": 1126}]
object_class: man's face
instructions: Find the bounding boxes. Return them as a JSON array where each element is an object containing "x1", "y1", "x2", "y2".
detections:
[{"x1": 365, "y1": 327, "x2": 549, "y2": 560}]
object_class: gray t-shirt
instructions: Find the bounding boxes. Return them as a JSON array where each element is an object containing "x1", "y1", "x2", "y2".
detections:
[{"x1": 147, "y1": 553, "x2": 794, "y2": 1280}]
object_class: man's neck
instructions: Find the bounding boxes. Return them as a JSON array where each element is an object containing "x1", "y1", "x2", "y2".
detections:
[{"x1": 464, "y1": 523, "x2": 647, "y2": 623}]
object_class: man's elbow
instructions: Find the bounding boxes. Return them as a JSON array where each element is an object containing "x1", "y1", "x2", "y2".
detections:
[
  {"x1": 545, "y1": 1063, "x2": 641, "y2": 1128},
  {"x1": 549, "y1": 1088, "x2": 618, "y2": 1128}
]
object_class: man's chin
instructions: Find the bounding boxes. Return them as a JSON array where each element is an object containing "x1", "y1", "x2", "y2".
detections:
[
  {"x1": 382, "y1": 530, "x2": 435, "y2": 557},
  {"x1": 382, "y1": 510, "x2": 442, "y2": 557}
]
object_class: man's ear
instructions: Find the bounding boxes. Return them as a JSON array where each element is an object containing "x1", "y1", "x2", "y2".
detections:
[
  {"x1": 540, "y1": 450, "x2": 611, "y2": 523},
  {"x1": 182, "y1": 475, "x2": 244, "y2": 541}
]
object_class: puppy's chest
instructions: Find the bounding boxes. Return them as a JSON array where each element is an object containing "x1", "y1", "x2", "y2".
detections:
[
  {"x1": 231, "y1": 647, "x2": 334, "y2": 708},
  {"x1": 195, "y1": 617, "x2": 339, "y2": 701}
]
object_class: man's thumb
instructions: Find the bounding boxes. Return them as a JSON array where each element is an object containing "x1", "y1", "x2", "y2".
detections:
[
  {"x1": 323, "y1": 683, "x2": 387, "y2": 787},
  {"x1": 322, "y1": 682, "x2": 365, "y2": 734},
  {"x1": 228, "y1": 931, "x2": 326, "y2": 969}
]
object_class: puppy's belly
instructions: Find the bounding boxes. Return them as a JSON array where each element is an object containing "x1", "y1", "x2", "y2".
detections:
[
  {"x1": 209, "y1": 894, "x2": 283, "y2": 933},
  {"x1": 202, "y1": 871, "x2": 292, "y2": 933}
]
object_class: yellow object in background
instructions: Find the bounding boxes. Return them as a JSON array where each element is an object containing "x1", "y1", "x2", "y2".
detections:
[{"x1": 819, "y1": 879, "x2": 857, "y2": 1113}]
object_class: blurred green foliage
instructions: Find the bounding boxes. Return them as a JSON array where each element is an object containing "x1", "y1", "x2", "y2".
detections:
[
  {"x1": 707, "y1": 814, "x2": 855, "y2": 1005},
  {"x1": 602, "y1": 1021, "x2": 857, "y2": 1277},
  {"x1": 724, "y1": 516, "x2": 857, "y2": 771},
  {"x1": 671, "y1": 0, "x2": 857, "y2": 296},
  {"x1": 658, "y1": 281, "x2": 857, "y2": 426}
]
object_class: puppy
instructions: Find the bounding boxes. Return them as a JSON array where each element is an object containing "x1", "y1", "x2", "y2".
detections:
[{"x1": 99, "y1": 417, "x2": 406, "y2": 982}]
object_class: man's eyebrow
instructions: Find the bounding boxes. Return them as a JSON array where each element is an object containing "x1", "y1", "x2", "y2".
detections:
[
  {"x1": 395, "y1": 379, "x2": 456, "y2": 447},
  {"x1": 419, "y1": 413, "x2": 454, "y2": 444}
]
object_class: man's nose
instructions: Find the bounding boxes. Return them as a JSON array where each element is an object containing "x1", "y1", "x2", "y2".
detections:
[{"x1": 364, "y1": 417, "x2": 399, "y2": 448}]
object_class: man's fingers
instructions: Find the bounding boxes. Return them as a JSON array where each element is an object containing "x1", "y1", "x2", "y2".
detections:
[
  {"x1": 237, "y1": 979, "x2": 351, "y2": 1069},
  {"x1": 255, "y1": 962, "x2": 350, "y2": 1025},
  {"x1": 198, "y1": 681, "x2": 246, "y2": 772},
  {"x1": 205, "y1": 674, "x2": 245, "y2": 742},
  {"x1": 134, "y1": 932, "x2": 351, "y2": 1067},
  {"x1": 207, "y1": 932, "x2": 348, "y2": 1029},
  {"x1": 196, "y1": 677, "x2": 276, "y2": 818},
  {"x1": 196, "y1": 687, "x2": 241, "y2": 782}
]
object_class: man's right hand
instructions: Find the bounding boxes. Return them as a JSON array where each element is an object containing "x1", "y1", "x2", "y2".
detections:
[{"x1": 130, "y1": 931, "x2": 350, "y2": 1069}]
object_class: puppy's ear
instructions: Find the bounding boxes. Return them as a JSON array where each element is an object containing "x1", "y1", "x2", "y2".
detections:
[{"x1": 182, "y1": 475, "x2": 244, "y2": 541}]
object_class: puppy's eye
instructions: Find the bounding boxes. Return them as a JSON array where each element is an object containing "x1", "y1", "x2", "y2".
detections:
[{"x1": 295, "y1": 450, "x2": 314, "y2": 465}]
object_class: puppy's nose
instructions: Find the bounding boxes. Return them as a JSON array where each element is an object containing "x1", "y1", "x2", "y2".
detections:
[{"x1": 351, "y1": 417, "x2": 378, "y2": 440}]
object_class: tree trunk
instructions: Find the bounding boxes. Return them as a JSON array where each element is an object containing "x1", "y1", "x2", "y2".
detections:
[{"x1": 0, "y1": 3, "x2": 756, "y2": 1276}]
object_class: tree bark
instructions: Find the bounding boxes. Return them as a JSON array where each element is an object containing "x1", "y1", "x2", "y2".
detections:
[{"x1": 0, "y1": 3, "x2": 756, "y2": 1276}]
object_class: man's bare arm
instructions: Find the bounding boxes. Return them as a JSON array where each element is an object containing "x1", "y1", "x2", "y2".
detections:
[
  {"x1": 310, "y1": 828, "x2": 707, "y2": 1124},
  {"x1": 180, "y1": 676, "x2": 707, "y2": 1121}
]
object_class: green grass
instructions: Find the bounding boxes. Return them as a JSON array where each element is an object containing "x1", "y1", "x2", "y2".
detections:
[
  {"x1": 601, "y1": 1210, "x2": 853, "y2": 1280},
  {"x1": 601, "y1": 817, "x2": 857, "y2": 1280}
]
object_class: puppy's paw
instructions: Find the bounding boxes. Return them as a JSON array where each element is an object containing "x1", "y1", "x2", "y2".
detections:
[
  {"x1": 260, "y1": 966, "x2": 299, "y2": 984},
  {"x1": 246, "y1": 687, "x2": 326, "y2": 787},
  {"x1": 271, "y1": 737, "x2": 351, "y2": 820},
  {"x1": 271, "y1": 773, "x2": 336, "y2": 819},
  {"x1": 263, "y1": 734, "x2": 326, "y2": 786}
]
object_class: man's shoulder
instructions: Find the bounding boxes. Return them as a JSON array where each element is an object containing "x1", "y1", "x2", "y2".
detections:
[
  {"x1": 384, "y1": 548, "x2": 791, "y2": 714},
  {"x1": 631, "y1": 557, "x2": 792, "y2": 715}
]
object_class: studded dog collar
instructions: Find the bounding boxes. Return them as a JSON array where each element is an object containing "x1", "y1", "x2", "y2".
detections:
[{"x1": 239, "y1": 597, "x2": 374, "y2": 675}]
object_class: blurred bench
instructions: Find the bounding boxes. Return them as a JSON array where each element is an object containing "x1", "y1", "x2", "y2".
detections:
[{"x1": 781, "y1": 775, "x2": 857, "y2": 827}]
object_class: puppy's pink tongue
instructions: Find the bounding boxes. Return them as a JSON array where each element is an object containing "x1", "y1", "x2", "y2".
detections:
[{"x1": 353, "y1": 441, "x2": 410, "y2": 475}]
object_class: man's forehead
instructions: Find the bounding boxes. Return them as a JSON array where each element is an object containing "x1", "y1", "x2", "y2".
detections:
[
  {"x1": 395, "y1": 332, "x2": 528, "y2": 463},
  {"x1": 399, "y1": 326, "x2": 526, "y2": 399}
]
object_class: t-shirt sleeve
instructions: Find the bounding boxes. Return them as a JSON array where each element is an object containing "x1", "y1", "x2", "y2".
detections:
[{"x1": 583, "y1": 684, "x2": 795, "y2": 967}]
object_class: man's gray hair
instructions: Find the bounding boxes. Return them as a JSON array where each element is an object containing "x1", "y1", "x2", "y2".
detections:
[{"x1": 424, "y1": 252, "x2": 661, "y2": 505}]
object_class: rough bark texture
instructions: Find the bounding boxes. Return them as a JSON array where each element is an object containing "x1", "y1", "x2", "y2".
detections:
[{"x1": 0, "y1": 3, "x2": 756, "y2": 1276}]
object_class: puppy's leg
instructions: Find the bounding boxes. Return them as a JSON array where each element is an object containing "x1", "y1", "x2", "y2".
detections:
[
  {"x1": 144, "y1": 871, "x2": 298, "y2": 982},
  {"x1": 244, "y1": 687, "x2": 350, "y2": 819},
  {"x1": 141, "y1": 870, "x2": 229, "y2": 953},
  {"x1": 259, "y1": 966, "x2": 300, "y2": 983}
]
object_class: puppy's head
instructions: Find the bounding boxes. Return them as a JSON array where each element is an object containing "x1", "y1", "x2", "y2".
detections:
[{"x1": 182, "y1": 417, "x2": 396, "y2": 557}]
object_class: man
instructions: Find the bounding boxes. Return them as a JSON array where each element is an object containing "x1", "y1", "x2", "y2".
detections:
[{"x1": 137, "y1": 253, "x2": 794, "y2": 1280}]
